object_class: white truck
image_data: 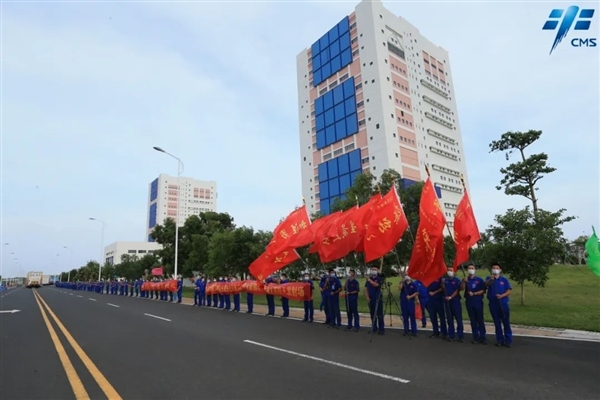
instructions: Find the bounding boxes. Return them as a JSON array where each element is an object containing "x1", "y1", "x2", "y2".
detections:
[
  {"x1": 42, "y1": 275, "x2": 51, "y2": 286},
  {"x1": 26, "y1": 271, "x2": 43, "y2": 288}
]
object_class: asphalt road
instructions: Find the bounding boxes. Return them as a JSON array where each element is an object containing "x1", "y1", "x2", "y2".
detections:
[{"x1": 1, "y1": 287, "x2": 599, "y2": 400}]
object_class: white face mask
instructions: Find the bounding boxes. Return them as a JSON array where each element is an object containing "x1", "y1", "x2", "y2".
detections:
[
  {"x1": 447, "y1": 272, "x2": 454, "y2": 278},
  {"x1": 492, "y1": 269, "x2": 500, "y2": 275},
  {"x1": 468, "y1": 270, "x2": 475, "y2": 275},
  {"x1": 304, "y1": 276, "x2": 310, "y2": 280}
]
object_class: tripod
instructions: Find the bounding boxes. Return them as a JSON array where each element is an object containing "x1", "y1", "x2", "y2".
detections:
[{"x1": 381, "y1": 281, "x2": 402, "y2": 328}]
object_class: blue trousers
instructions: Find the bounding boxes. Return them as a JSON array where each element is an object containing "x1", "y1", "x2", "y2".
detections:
[
  {"x1": 246, "y1": 293, "x2": 254, "y2": 313},
  {"x1": 426, "y1": 298, "x2": 448, "y2": 336},
  {"x1": 218, "y1": 294, "x2": 224, "y2": 308},
  {"x1": 199, "y1": 292, "x2": 206, "y2": 306},
  {"x1": 419, "y1": 297, "x2": 428, "y2": 325},
  {"x1": 368, "y1": 297, "x2": 385, "y2": 332},
  {"x1": 266, "y1": 295, "x2": 275, "y2": 315},
  {"x1": 329, "y1": 296, "x2": 341, "y2": 326},
  {"x1": 303, "y1": 300, "x2": 314, "y2": 321},
  {"x1": 177, "y1": 289, "x2": 182, "y2": 303},
  {"x1": 445, "y1": 300, "x2": 464, "y2": 339},
  {"x1": 467, "y1": 303, "x2": 486, "y2": 342},
  {"x1": 194, "y1": 290, "x2": 201, "y2": 305},
  {"x1": 281, "y1": 297, "x2": 289, "y2": 317},
  {"x1": 346, "y1": 297, "x2": 359, "y2": 329},
  {"x1": 489, "y1": 301, "x2": 512, "y2": 344},
  {"x1": 322, "y1": 295, "x2": 331, "y2": 323},
  {"x1": 401, "y1": 300, "x2": 417, "y2": 334},
  {"x1": 212, "y1": 294, "x2": 218, "y2": 307},
  {"x1": 233, "y1": 294, "x2": 240, "y2": 311},
  {"x1": 224, "y1": 295, "x2": 231, "y2": 310},
  {"x1": 207, "y1": 295, "x2": 212, "y2": 307}
]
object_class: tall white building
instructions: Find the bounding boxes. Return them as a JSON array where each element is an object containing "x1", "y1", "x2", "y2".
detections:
[
  {"x1": 146, "y1": 174, "x2": 217, "y2": 241},
  {"x1": 296, "y1": 0, "x2": 469, "y2": 227},
  {"x1": 104, "y1": 241, "x2": 162, "y2": 266}
]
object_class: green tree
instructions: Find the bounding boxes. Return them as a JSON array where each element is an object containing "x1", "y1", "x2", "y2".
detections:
[{"x1": 481, "y1": 207, "x2": 572, "y2": 305}]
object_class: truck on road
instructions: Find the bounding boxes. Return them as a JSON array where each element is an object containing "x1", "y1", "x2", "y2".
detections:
[{"x1": 26, "y1": 271, "x2": 43, "y2": 288}]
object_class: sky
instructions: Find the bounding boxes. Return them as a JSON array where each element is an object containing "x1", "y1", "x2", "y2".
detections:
[{"x1": 1, "y1": 0, "x2": 598, "y2": 277}]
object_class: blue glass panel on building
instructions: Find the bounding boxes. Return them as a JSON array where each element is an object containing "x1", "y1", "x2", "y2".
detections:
[
  {"x1": 150, "y1": 178, "x2": 159, "y2": 201},
  {"x1": 340, "y1": 48, "x2": 352, "y2": 70},
  {"x1": 311, "y1": 41, "x2": 320, "y2": 56},
  {"x1": 434, "y1": 185, "x2": 442, "y2": 199},
  {"x1": 339, "y1": 174, "x2": 351, "y2": 194},
  {"x1": 148, "y1": 235, "x2": 155, "y2": 243},
  {"x1": 335, "y1": 120, "x2": 346, "y2": 141},
  {"x1": 339, "y1": 32, "x2": 351, "y2": 50},
  {"x1": 149, "y1": 202, "x2": 158, "y2": 229},
  {"x1": 345, "y1": 113, "x2": 358, "y2": 135},
  {"x1": 349, "y1": 149, "x2": 361, "y2": 172},
  {"x1": 318, "y1": 163, "x2": 328, "y2": 182},
  {"x1": 321, "y1": 62, "x2": 332, "y2": 79},
  {"x1": 319, "y1": 35, "x2": 329, "y2": 50},
  {"x1": 328, "y1": 26, "x2": 338, "y2": 43},
  {"x1": 325, "y1": 109, "x2": 335, "y2": 126},
  {"x1": 330, "y1": 55, "x2": 341, "y2": 73},
  {"x1": 316, "y1": 114, "x2": 325, "y2": 132},
  {"x1": 327, "y1": 159, "x2": 339, "y2": 177},
  {"x1": 333, "y1": 85, "x2": 345, "y2": 105},
  {"x1": 313, "y1": 69, "x2": 322, "y2": 85},
  {"x1": 320, "y1": 50, "x2": 329, "y2": 66},
  {"x1": 334, "y1": 103, "x2": 345, "y2": 120},
  {"x1": 338, "y1": 153, "x2": 350, "y2": 175},
  {"x1": 313, "y1": 53, "x2": 322, "y2": 69},
  {"x1": 401, "y1": 178, "x2": 417, "y2": 188},
  {"x1": 321, "y1": 199, "x2": 331, "y2": 215},
  {"x1": 316, "y1": 130, "x2": 326, "y2": 149},
  {"x1": 344, "y1": 98, "x2": 356, "y2": 114},
  {"x1": 325, "y1": 126, "x2": 336, "y2": 145},
  {"x1": 339, "y1": 16, "x2": 349, "y2": 33},
  {"x1": 315, "y1": 96, "x2": 324, "y2": 114},
  {"x1": 330, "y1": 40, "x2": 340, "y2": 57},
  {"x1": 323, "y1": 91, "x2": 334, "y2": 110},
  {"x1": 350, "y1": 170, "x2": 362, "y2": 183},
  {"x1": 329, "y1": 178, "x2": 340, "y2": 197},
  {"x1": 320, "y1": 182, "x2": 330, "y2": 199},
  {"x1": 342, "y1": 78, "x2": 355, "y2": 99}
]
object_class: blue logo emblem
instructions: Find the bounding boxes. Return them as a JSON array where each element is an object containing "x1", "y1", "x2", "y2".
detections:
[{"x1": 542, "y1": 6, "x2": 596, "y2": 54}]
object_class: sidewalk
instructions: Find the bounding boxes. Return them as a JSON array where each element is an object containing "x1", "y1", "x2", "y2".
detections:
[{"x1": 175, "y1": 297, "x2": 600, "y2": 343}]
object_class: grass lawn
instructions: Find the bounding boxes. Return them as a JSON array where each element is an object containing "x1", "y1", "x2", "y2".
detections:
[{"x1": 183, "y1": 265, "x2": 600, "y2": 332}]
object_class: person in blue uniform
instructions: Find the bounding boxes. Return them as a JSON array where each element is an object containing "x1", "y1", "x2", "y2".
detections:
[
  {"x1": 246, "y1": 276, "x2": 254, "y2": 314},
  {"x1": 365, "y1": 266, "x2": 384, "y2": 335},
  {"x1": 176, "y1": 276, "x2": 183, "y2": 303},
  {"x1": 443, "y1": 267, "x2": 464, "y2": 342},
  {"x1": 129, "y1": 279, "x2": 134, "y2": 296},
  {"x1": 278, "y1": 274, "x2": 290, "y2": 317},
  {"x1": 399, "y1": 275, "x2": 419, "y2": 336},
  {"x1": 302, "y1": 273, "x2": 314, "y2": 322},
  {"x1": 119, "y1": 279, "x2": 125, "y2": 296},
  {"x1": 486, "y1": 263, "x2": 513, "y2": 348},
  {"x1": 327, "y1": 269, "x2": 342, "y2": 328},
  {"x1": 134, "y1": 278, "x2": 140, "y2": 297},
  {"x1": 206, "y1": 278, "x2": 213, "y2": 307},
  {"x1": 140, "y1": 277, "x2": 146, "y2": 298},
  {"x1": 413, "y1": 279, "x2": 429, "y2": 328},
  {"x1": 319, "y1": 273, "x2": 331, "y2": 325},
  {"x1": 230, "y1": 277, "x2": 241, "y2": 312},
  {"x1": 344, "y1": 269, "x2": 360, "y2": 332},
  {"x1": 194, "y1": 275, "x2": 202, "y2": 306},
  {"x1": 224, "y1": 276, "x2": 232, "y2": 310},
  {"x1": 199, "y1": 276, "x2": 206, "y2": 306},
  {"x1": 463, "y1": 263, "x2": 487, "y2": 344},
  {"x1": 264, "y1": 275, "x2": 276, "y2": 316},
  {"x1": 211, "y1": 277, "x2": 219, "y2": 307}
]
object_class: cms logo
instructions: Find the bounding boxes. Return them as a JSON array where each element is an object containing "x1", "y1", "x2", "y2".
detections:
[{"x1": 542, "y1": 6, "x2": 597, "y2": 54}]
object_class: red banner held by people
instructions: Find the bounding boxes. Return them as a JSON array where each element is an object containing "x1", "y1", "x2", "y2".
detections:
[
  {"x1": 452, "y1": 190, "x2": 480, "y2": 271},
  {"x1": 264, "y1": 282, "x2": 311, "y2": 301},
  {"x1": 241, "y1": 280, "x2": 266, "y2": 296},
  {"x1": 141, "y1": 279, "x2": 177, "y2": 292},
  {"x1": 204, "y1": 280, "x2": 309, "y2": 301}
]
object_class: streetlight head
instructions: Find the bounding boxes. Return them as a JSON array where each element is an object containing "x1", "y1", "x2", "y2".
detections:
[
  {"x1": 153, "y1": 146, "x2": 166, "y2": 153},
  {"x1": 89, "y1": 217, "x2": 95, "y2": 221}
]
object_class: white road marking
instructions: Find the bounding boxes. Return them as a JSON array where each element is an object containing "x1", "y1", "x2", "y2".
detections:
[
  {"x1": 107, "y1": 303, "x2": 120, "y2": 308},
  {"x1": 243, "y1": 340, "x2": 410, "y2": 384},
  {"x1": 89, "y1": 298, "x2": 97, "y2": 301},
  {"x1": 77, "y1": 295, "x2": 83, "y2": 298},
  {"x1": 69, "y1": 293, "x2": 74, "y2": 296},
  {"x1": 144, "y1": 313, "x2": 171, "y2": 322},
  {"x1": 0, "y1": 309, "x2": 21, "y2": 314}
]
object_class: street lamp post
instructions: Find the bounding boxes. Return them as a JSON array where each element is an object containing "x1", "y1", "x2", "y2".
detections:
[
  {"x1": 89, "y1": 218, "x2": 107, "y2": 281},
  {"x1": 63, "y1": 246, "x2": 73, "y2": 282},
  {"x1": 153, "y1": 146, "x2": 185, "y2": 279}
]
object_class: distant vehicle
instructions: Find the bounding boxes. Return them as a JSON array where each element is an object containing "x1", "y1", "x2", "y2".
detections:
[
  {"x1": 26, "y1": 271, "x2": 43, "y2": 288},
  {"x1": 42, "y1": 275, "x2": 51, "y2": 286}
]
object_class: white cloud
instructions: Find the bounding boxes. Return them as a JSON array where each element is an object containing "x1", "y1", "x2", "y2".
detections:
[{"x1": 2, "y1": 0, "x2": 598, "y2": 276}]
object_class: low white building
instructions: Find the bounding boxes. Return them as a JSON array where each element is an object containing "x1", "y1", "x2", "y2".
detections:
[{"x1": 104, "y1": 241, "x2": 162, "y2": 265}]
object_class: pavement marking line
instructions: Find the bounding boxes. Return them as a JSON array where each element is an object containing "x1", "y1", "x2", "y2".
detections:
[
  {"x1": 144, "y1": 313, "x2": 171, "y2": 322},
  {"x1": 88, "y1": 298, "x2": 96, "y2": 301},
  {"x1": 243, "y1": 340, "x2": 410, "y2": 384},
  {"x1": 34, "y1": 291, "x2": 123, "y2": 400},
  {"x1": 32, "y1": 290, "x2": 91, "y2": 400},
  {"x1": 77, "y1": 295, "x2": 83, "y2": 298},
  {"x1": 107, "y1": 303, "x2": 120, "y2": 308}
]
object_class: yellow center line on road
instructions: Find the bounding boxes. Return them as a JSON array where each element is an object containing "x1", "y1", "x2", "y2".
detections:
[
  {"x1": 32, "y1": 290, "x2": 90, "y2": 400},
  {"x1": 34, "y1": 290, "x2": 123, "y2": 400}
]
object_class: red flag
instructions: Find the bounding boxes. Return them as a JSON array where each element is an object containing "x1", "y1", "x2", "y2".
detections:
[
  {"x1": 266, "y1": 206, "x2": 313, "y2": 255},
  {"x1": 407, "y1": 178, "x2": 447, "y2": 286},
  {"x1": 319, "y1": 208, "x2": 357, "y2": 263},
  {"x1": 308, "y1": 212, "x2": 341, "y2": 254},
  {"x1": 453, "y1": 191, "x2": 480, "y2": 271},
  {"x1": 248, "y1": 249, "x2": 299, "y2": 282},
  {"x1": 363, "y1": 187, "x2": 409, "y2": 263},
  {"x1": 151, "y1": 267, "x2": 163, "y2": 276},
  {"x1": 353, "y1": 194, "x2": 382, "y2": 253}
]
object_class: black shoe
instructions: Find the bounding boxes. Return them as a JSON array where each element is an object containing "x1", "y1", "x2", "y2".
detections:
[
  {"x1": 378, "y1": 331, "x2": 385, "y2": 335},
  {"x1": 403, "y1": 332, "x2": 410, "y2": 337},
  {"x1": 422, "y1": 323, "x2": 427, "y2": 328},
  {"x1": 471, "y1": 340, "x2": 479, "y2": 344},
  {"x1": 456, "y1": 338, "x2": 464, "y2": 343},
  {"x1": 447, "y1": 337, "x2": 455, "y2": 342},
  {"x1": 495, "y1": 343, "x2": 504, "y2": 347},
  {"x1": 429, "y1": 334, "x2": 440, "y2": 339},
  {"x1": 301, "y1": 319, "x2": 308, "y2": 322},
  {"x1": 246, "y1": 311, "x2": 252, "y2": 314},
  {"x1": 309, "y1": 319, "x2": 313, "y2": 323},
  {"x1": 344, "y1": 327, "x2": 352, "y2": 331},
  {"x1": 504, "y1": 343, "x2": 513, "y2": 348},
  {"x1": 480, "y1": 340, "x2": 488, "y2": 345},
  {"x1": 410, "y1": 333, "x2": 417, "y2": 337}
]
